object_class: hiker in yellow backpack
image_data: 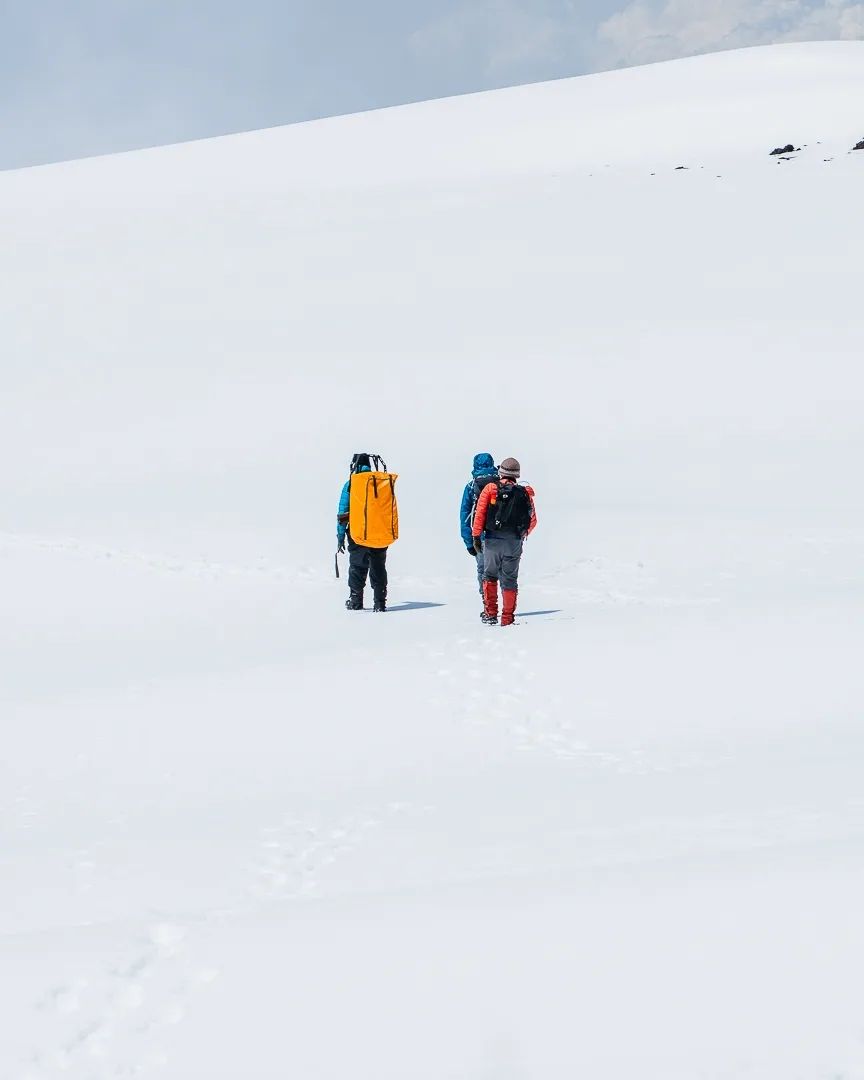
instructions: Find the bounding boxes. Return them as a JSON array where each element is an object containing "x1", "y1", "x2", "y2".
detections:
[{"x1": 336, "y1": 453, "x2": 399, "y2": 612}]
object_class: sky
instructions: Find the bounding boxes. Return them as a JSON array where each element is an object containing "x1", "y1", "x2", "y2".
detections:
[{"x1": 1, "y1": 0, "x2": 862, "y2": 171}]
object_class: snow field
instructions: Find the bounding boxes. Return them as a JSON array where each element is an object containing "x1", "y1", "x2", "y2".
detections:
[{"x1": 2, "y1": 41, "x2": 864, "y2": 1079}]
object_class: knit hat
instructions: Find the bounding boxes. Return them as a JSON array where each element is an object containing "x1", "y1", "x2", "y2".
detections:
[{"x1": 499, "y1": 457, "x2": 521, "y2": 480}]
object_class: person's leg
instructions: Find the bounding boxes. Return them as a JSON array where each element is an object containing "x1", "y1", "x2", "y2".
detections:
[
  {"x1": 500, "y1": 535, "x2": 523, "y2": 626},
  {"x1": 481, "y1": 537, "x2": 502, "y2": 621},
  {"x1": 369, "y1": 547, "x2": 388, "y2": 610},
  {"x1": 347, "y1": 538, "x2": 370, "y2": 608}
]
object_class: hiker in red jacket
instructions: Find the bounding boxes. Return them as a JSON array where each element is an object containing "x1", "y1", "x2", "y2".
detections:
[{"x1": 472, "y1": 457, "x2": 537, "y2": 626}]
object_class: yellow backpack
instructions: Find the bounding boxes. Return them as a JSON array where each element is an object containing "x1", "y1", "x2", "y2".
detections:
[{"x1": 348, "y1": 454, "x2": 399, "y2": 548}]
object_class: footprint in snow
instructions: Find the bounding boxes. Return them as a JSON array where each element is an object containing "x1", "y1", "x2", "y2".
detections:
[{"x1": 24, "y1": 920, "x2": 217, "y2": 1078}]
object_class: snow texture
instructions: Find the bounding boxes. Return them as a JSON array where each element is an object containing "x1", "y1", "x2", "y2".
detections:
[{"x1": 1, "y1": 41, "x2": 863, "y2": 1080}]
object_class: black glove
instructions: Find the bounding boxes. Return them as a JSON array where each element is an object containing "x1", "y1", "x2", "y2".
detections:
[
  {"x1": 467, "y1": 546, "x2": 476, "y2": 557},
  {"x1": 337, "y1": 538, "x2": 346, "y2": 554},
  {"x1": 473, "y1": 538, "x2": 483, "y2": 554}
]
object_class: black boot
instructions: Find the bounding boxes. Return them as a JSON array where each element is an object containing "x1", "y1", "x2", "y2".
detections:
[
  {"x1": 345, "y1": 591, "x2": 363, "y2": 610},
  {"x1": 373, "y1": 593, "x2": 386, "y2": 613}
]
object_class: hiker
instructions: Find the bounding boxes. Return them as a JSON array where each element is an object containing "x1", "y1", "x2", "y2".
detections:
[
  {"x1": 337, "y1": 453, "x2": 399, "y2": 612},
  {"x1": 472, "y1": 457, "x2": 536, "y2": 626},
  {"x1": 460, "y1": 452, "x2": 499, "y2": 602}
]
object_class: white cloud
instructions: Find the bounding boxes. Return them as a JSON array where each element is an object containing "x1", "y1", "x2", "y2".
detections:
[
  {"x1": 410, "y1": 0, "x2": 574, "y2": 77},
  {"x1": 596, "y1": 0, "x2": 864, "y2": 67},
  {"x1": 783, "y1": 0, "x2": 864, "y2": 37}
]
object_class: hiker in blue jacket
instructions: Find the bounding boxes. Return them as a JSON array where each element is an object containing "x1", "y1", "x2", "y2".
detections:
[
  {"x1": 460, "y1": 452, "x2": 498, "y2": 597},
  {"x1": 337, "y1": 454, "x2": 388, "y2": 612}
]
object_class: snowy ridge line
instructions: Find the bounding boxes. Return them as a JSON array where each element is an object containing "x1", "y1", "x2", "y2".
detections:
[{"x1": 0, "y1": 531, "x2": 320, "y2": 585}]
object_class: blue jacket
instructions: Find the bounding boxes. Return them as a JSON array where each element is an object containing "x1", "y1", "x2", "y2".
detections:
[
  {"x1": 460, "y1": 453, "x2": 497, "y2": 548},
  {"x1": 337, "y1": 465, "x2": 370, "y2": 542}
]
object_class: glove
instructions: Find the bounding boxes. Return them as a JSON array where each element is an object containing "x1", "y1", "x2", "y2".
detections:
[
  {"x1": 467, "y1": 546, "x2": 477, "y2": 557},
  {"x1": 473, "y1": 538, "x2": 483, "y2": 554},
  {"x1": 337, "y1": 538, "x2": 346, "y2": 554}
]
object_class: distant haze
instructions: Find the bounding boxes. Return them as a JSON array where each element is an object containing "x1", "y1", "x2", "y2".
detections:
[{"x1": 2, "y1": 0, "x2": 862, "y2": 170}]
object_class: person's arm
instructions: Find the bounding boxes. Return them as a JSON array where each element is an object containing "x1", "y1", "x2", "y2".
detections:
[
  {"x1": 472, "y1": 483, "x2": 494, "y2": 538},
  {"x1": 337, "y1": 480, "x2": 350, "y2": 545},
  {"x1": 460, "y1": 483, "x2": 474, "y2": 549}
]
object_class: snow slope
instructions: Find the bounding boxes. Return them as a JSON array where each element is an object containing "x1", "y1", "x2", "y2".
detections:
[{"x1": 2, "y1": 41, "x2": 864, "y2": 1079}]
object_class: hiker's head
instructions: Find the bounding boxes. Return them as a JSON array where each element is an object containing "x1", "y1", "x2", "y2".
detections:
[
  {"x1": 472, "y1": 452, "x2": 495, "y2": 475},
  {"x1": 499, "y1": 457, "x2": 521, "y2": 481}
]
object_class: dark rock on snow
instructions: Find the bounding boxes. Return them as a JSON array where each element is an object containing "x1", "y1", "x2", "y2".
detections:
[
  {"x1": 853, "y1": 139, "x2": 864, "y2": 151},
  {"x1": 770, "y1": 144, "x2": 799, "y2": 155}
]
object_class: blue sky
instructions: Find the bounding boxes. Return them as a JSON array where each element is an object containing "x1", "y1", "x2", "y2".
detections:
[{"x1": 2, "y1": 0, "x2": 862, "y2": 170}]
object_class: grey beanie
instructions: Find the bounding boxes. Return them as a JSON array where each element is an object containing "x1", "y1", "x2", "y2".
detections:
[{"x1": 499, "y1": 457, "x2": 521, "y2": 479}]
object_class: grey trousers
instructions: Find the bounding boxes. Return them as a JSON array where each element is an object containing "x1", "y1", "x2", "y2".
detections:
[
  {"x1": 475, "y1": 550, "x2": 485, "y2": 595},
  {"x1": 482, "y1": 533, "x2": 523, "y2": 591}
]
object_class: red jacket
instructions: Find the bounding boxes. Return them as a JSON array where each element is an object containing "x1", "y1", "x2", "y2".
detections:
[{"x1": 472, "y1": 479, "x2": 537, "y2": 538}]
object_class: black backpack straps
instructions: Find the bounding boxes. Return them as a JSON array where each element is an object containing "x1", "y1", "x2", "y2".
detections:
[
  {"x1": 351, "y1": 452, "x2": 385, "y2": 474},
  {"x1": 497, "y1": 482, "x2": 509, "y2": 528},
  {"x1": 353, "y1": 453, "x2": 387, "y2": 473}
]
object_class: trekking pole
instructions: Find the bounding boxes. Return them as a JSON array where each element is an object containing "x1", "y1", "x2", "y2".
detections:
[{"x1": 334, "y1": 549, "x2": 341, "y2": 579}]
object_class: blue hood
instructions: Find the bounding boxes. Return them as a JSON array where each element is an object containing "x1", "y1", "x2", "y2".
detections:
[{"x1": 472, "y1": 453, "x2": 496, "y2": 478}]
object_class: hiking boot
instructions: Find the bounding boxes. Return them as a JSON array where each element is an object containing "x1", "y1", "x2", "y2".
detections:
[
  {"x1": 345, "y1": 591, "x2": 363, "y2": 610},
  {"x1": 485, "y1": 614, "x2": 498, "y2": 625},
  {"x1": 373, "y1": 595, "x2": 387, "y2": 613}
]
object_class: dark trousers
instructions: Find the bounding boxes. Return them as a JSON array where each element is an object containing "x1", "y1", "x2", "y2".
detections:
[{"x1": 347, "y1": 536, "x2": 388, "y2": 599}]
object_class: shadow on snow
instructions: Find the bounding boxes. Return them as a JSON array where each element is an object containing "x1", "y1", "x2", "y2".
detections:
[{"x1": 386, "y1": 601, "x2": 446, "y2": 613}]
